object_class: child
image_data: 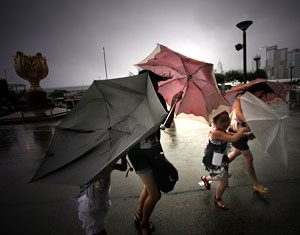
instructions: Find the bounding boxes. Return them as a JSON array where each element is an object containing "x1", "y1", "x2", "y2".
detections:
[
  {"x1": 77, "y1": 155, "x2": 127, "y2": 235},
  {"x1": 201, "y1": 111, "x2": 250, "y2": 210}
]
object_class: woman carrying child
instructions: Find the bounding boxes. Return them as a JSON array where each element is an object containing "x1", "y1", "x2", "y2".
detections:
[{"x1": 201, "y1": 111, "x2": 250, "y2": 210}]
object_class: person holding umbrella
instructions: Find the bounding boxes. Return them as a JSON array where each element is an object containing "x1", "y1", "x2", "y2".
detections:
[
  {"x1": 228, "y1": 83, "x2": 273, "y2": 194},
  {"x1": 127, "y1": 70, "x2": 182, "y2": 235}
]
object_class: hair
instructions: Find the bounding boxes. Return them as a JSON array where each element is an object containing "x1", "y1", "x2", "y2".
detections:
[
  {"x1": 246, "y1": 82, "x2": 273, "y2": 95},
  {"x1": 138, "y1": 70, "x2": 168, "y2": 81}
]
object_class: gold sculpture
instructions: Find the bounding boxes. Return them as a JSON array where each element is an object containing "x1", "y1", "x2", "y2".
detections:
[{"x1": 14, "y1": 51, "x2": 49, "y2": 91}]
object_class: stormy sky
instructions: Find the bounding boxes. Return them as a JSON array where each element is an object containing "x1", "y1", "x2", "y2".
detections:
[{"x1": 1, "y1": 0, "x2": 299, "y2": 88}]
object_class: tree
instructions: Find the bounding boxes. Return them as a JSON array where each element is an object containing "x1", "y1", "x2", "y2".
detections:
[
  {"x1": 225, "y1": 70, "x2": 243, "y2": 83},
  {"x1": 215, "y1": 73, "x2": 225, "y2": 84}
]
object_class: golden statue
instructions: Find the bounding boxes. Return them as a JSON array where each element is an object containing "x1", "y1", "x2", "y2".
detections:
[
  {"x1": 14, "y1": 51, "x2": 48, "y2": 91},
  {"x1": 14, "y1": 51, "x2": 49, "y2": 108}
]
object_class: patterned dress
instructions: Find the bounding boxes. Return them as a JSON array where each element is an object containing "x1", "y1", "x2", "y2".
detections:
[{"x1": 203, "y1": 129, "x2": 231, "y2": 179}]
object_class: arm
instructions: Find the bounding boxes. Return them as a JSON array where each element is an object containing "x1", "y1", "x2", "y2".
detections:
[
  {"x1": 113, "y1": 154, "x2": 127, "y2": 172},
  {"x1": 164, "y1": 91, "x2": 183, "y2": 128},
  {"x1": 211, "y1": 127, "x2": 250, "y2": 143},
  {"x1": 234, "y1": 98, "x2": 246, "y2": 122}
]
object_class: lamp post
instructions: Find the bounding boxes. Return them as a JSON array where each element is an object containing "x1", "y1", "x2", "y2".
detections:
[
  {"x1": 290, "y1": 65, "x2": 294, "y2": 83},
  {"x1": 235, "y1": 20, "x2": 253, "y2": 84},
  {"x1": 102, "y1": 47, "x2": 108, "y2": 79},
  {"x1": 253, "y1": 55, "x2": 261, "y2": 78}
]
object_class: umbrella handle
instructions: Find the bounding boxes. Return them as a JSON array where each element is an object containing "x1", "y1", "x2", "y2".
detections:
[{"x1": 160, "y1": 99, "x2": 178, "y2": 130}]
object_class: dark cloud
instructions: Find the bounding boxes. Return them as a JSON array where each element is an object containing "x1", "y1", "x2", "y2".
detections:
[{"x1": 1, "y1": 0, "x2": 299, "y2": 88}]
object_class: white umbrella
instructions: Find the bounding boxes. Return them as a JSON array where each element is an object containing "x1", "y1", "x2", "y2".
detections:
[{"x1": 240, "y1": 92, "x2": 288, "y2": 167}]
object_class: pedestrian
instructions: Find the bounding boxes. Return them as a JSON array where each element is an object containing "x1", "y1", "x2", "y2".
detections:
[
  {"x1": 77, "y1": 155, "x2": 127, "y2": 235},
  {"x1": 228, "y1": 82, "x2": 273, "y2": 193},
  {"x1": 127, "y1": 70, "x2": 182, "y2": 235},
  {"x1": 201, "y1": 111, "x2": 250, "y2": 210}
]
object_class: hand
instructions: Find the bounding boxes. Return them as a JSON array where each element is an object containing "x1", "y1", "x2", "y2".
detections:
[{"x1": 172, "y1": 91, "x2": 183, "y2": 104}]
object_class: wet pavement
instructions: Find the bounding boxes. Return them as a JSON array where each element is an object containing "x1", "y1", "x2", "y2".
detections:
[{"x1": 1, "y1": 103, "x2": 300, "y2": 235}]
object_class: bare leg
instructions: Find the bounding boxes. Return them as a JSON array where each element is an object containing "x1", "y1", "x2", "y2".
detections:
[
  {"x1": 136, "y1": 186, "x2": 148, "y2": 215},
  {"x1": 240, "y1": 150, "x2": 268, "y2": 192},
  {"x1": 228, "y1": 147, "x2": 241, "y2": 163},
  {"x1": 138, "y1": 170, "x2": 161, "y2": 234},
  {"x1": 240, "y1": 149, "x2": 260, "y2": 185},
  {"x1": 207, "y1": 173, "x2": 229, "y2": 207}
]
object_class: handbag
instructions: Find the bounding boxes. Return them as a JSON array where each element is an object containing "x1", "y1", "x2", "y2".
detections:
[{"x1": 147, "y1": 150, "x2": 179, "y2": 193}]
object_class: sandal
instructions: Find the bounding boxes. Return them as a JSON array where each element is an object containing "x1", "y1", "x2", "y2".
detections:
[
  {"x1": 134, "y1": 212, "x2": 155, "y2": 231},
  {"x1": 253, "y1": 184, "x2": 269, "y2": 194},
  {"x1": 214, "y1": 196, "x2": 229, "y2": 210},
  {"x1": 201, "y1": 176, "x2": 211, "y2": 190},
  {"x1": 140, "y1": 221, "x2": 152, "y2": 235}
]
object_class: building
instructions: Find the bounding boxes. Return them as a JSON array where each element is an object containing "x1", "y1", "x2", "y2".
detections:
[{"x1": 265, "y1": 45, "x2": 300, "y2": 80}]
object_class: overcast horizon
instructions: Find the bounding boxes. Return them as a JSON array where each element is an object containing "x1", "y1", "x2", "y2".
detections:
[{"x1": 1, "y1": 0, "x2": 299, "y2": 89}]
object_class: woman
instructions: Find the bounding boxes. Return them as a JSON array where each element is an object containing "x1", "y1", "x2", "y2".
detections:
[
  {"x1": 228, "y1": 83, "x2": 273, "y2": 194},
  {"x1": 127, "y1": 70, "x2": 182, "y2": 235}
]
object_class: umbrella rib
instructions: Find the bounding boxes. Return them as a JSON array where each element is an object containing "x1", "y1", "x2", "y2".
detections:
[{"x1": 94, "y1": 82, "x2": 113, "y2": 147}]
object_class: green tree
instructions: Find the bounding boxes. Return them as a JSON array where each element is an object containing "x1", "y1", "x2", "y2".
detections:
[
  {"x1": 225, "y1": 70, "x2": 243, "y2": 83},
  {"x1": 215, "y1": 73, "x2": 225, "y2": 84}
]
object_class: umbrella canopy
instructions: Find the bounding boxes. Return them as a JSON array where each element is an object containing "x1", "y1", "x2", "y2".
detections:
[
  {"x1": 136, "y1": 44, "x2": 230, "y2": 123},
  {"x1": 30, "y1": 73, "x2": 167, "y2": 186},
  {"x1": 225, "y1": 78, "x2": 291, "y2": 106},
  {"x1": 240, "y1": 92, "x2": 288, "y2": 166}
]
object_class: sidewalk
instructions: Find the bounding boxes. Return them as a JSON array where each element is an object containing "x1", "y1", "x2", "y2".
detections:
[{"x1": 1, "y1": 103, "x2": 300, "y2": 234}]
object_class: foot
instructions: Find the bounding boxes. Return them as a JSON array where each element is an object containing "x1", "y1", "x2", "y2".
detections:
[
  {"x1": 140, "y1": 221, "x2": 152, "y2": 235},
  {"x1": 214, "y1": 196, "x2": 229, "y2": 210},
  {"x1": 253, "y1": 184, "x2": 269, "y2": 194},
  {"x1": 201, "y1": 176, "x2": 211, "y2": 190},
  {"x1": 134, "y1": 211, "x2": 142, "y2": 227},
  {"x1": 134, "y1": 212, "x2": 155, "y2": 231}
]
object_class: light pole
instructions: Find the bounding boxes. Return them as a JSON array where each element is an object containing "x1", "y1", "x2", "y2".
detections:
[
  {"x1": 290, "y1": 65, "x2": 294, "y2": 83},
  {"x1": 253, "y1": 55, "x2": 261, "y2": 78},
  {"x1": 235, "y1": 20, "x2": 253, "y2": 84},
  {"x1": 102, "y1": 47, "x2": 108, "y2": 79}
]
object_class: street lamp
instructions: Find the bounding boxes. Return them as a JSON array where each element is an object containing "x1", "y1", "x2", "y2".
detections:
[
  {"x1": 253, "y1": 55, "x2": 261, "y2": 78},
  {"x1": 102, "y1": 47, "x2": 108, "y2": 79},
  {"x1": 235, "y1": 20, "x2": 253, "y2": 84}
]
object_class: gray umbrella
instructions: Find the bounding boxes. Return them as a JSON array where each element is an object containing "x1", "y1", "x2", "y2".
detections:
[{"x1": 30, "y1": 73, "x2": 167, "y2": 186}]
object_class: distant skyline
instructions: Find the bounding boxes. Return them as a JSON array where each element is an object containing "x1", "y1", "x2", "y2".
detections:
[{"x1": 1, "y1": 0, "x2": 299, "y2": 88}]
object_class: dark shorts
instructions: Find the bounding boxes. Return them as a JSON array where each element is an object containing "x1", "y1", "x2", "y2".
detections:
[
  {"x1": 128, "y1": 143, "x2": 162, "y2": 174},
  {"x1": 232, "y1": 136, "x2": 249, "y2": 151}
]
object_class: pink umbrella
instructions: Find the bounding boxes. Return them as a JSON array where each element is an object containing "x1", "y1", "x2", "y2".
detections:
[
  {"x1": 136, "y1": 44, "x2": 230, "y2": 123},
  {"x1": 225, "y1": 78, "x2": 291, "y2": 106}
]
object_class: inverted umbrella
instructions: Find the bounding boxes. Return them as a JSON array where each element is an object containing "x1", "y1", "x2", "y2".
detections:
[
  {"x1": 136, "y1": 44, "x2": 230, "y2": 123},
  {"x1": 225, "y1": 78, "x2": 291, "y2": 106},
  {"x1": 240, "y1": 92, "x2": 288, "y2": 167},
  {"x1": 30, "y1": 73, "x2": 167, "y2": 186}
]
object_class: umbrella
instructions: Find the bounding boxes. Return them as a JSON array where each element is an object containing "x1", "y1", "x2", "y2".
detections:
[
  {"x1": 240, "y1": 91, "x2": 288, "y2": 166},
  {"x1": 30, "y1": 73, "x2": 167, "y2": 186},
  {"x1": 225, "y1": 78, "x2": 291, "y2": 106},
  {"x1": 136, "y1": 44, "x2": 230, "y2": 123}
]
